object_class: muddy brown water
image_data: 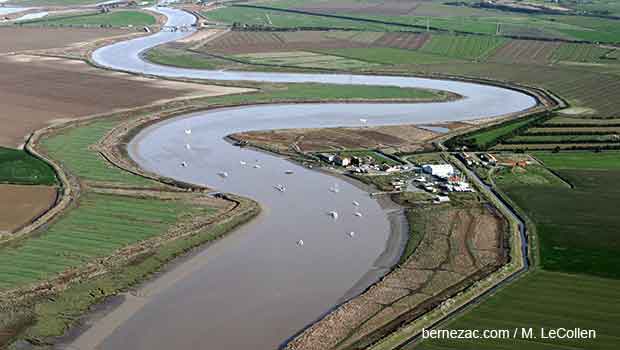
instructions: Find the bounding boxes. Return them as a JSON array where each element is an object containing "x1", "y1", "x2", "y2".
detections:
[{"x1": 58, "y1": 7, "x2": 538, "y2": 350}]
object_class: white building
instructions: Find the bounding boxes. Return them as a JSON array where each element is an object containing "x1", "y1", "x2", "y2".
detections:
[{"x1": 422, "y1": 164, "x2": 455, "y2": 179}]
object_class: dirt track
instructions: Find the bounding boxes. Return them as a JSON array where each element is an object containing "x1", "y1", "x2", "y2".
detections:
[
  {"x1": 0, "y1": 184, "x2": 56, "y2": 233},
  {"x1": 0, "y1": 54, "x2": 246, "y2": 147},
  {"x1": 0, "y1": 27, "x2": 130, "y2": 54}
]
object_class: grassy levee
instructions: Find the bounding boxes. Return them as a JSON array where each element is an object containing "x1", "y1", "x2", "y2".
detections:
[
  {"x1": 0, "y1": 147, "x2": 56, "y2": 186},
  {"x1": 21, "y1": 11, "x2": 156, "y2": 27}
]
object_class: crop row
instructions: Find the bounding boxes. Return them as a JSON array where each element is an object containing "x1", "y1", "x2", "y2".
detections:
[
  {"x1": 420, "y1": 34, "x2": 507, "y2": 60},
  {"x1": 0, "y1": 192, "x2": 212, "y2": 290},
  {"x1": 41, "y1": 119, "x2": 154, "y2": 186}
]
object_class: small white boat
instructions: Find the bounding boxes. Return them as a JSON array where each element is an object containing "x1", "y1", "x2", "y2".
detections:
[
  {"x1": 185, "y1": 144, "x2": 191, "y2": 150},
  {"x1": 218, "y1": 171, "x2": 229, "y2": 178},
  {"x1": 329, "y1": 184, "x2": 340, "y2": 193},
  {"x1": 253, "y1": 164, "x2": 262, "y2": 169},
  {"x1": 297, "y1": 239, "x2": 304, "y2": 246},
  {"x1": 348, "y1": 231, "x2": 355, "y2": 237},
  {"x1": 352, "y1": 201, "x2": 360, "y2": 207},
  {"x1": 184, "y1": 129, "x2": 192, "y2": 135},
  {"x1": 354, "y1": 212, "x2": 363, "y2": 217},
  {"x1": 180, "y1": 161, "x2": 188, "y2": 168},
  {"x1": 240, "y1": 161, "x2": 247, "y2": 165},
  {"x1": 328, "y1": 211, "x2": 339, "y2": 219},
  {"x1": 285, "y1": 170, "x2": 294, "y2": 175},
  {"x1": 274, "y1": 184, "x2": 286, "y2": 192}
]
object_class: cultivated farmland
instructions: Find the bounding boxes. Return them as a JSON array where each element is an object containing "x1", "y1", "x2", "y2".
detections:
[
  {"x1": 551, "y1": 43, "x2": 612, "y2": 63},
  {"x1": 41, "y1": 119, "x2": 155, "y2": 187},
  {"x1": 280, "y1": 0, "x2": 423, "y2": 16},
  {"x1": 415, "y1": 271, "x2": 620, "y2": 350},
  {"x1": 0, "y1": 147, "x2": 56, "y2": 186},
  {"x1": 200, "y1": 30, "x2": 375, "y2": 55},
  {"x1": 317, "y1": 47, "x2": 457, "y2": 65},
  {"x1": 414, "y1": 62, "x2": 620, "y2": 119},
  {"x1": 489, "y1": 39, "x2": 561, "y2": 64},
  {"x1": 374, "y1": 32, "x2": 430, "y2": 50},
  {"x1": 419, "y1": 34, "x2": 507, "y2": 60},
  {"x1": 235, "y1": 51, "x2": 376, "y2": 69},
  {"x1": 0, "y1": 54, "x2": 233, "y2": 147},
  {"x1": 0, "y1": 185, "x2": 57, "y2": 234},
  {"x1": 0, "y1": 191, "x2": 218, "y2": 290},
  {"x1": 22, "y1": 11, "x2": 156, "y2": 27},
  {"x1": 498, "y1": 151, "x2": 620, "y2": 278},
  {"x1": 0, "y1": 27, "x2": 128, "y2": 54}
]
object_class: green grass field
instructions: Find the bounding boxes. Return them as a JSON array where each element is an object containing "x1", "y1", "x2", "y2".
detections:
[
  {"x1": 145, "y1": 48, "x2": 220, "y2": 70},
  {"x1": 236, "y1": 51, "x2": 377, "y2": 70},
  {"x1": 552, "y1": 43, "x2": 611, "y2": 63},
  {"x1": 23, "y1": 11, "x2": 155, "y2": 27},
  {"x1": 0, "y1": 192, "x2": 214, "y2": 290},
  {"x1": 420, "y1": 34, "x2": 507, "y2": 61},
  {"x1": 314, "y1": 47, "x2": 458, "y2": 65},
  {"x1": 205, "y1": 6, "x2": 399, "y2": 31},
  {"x1": 497, "y1": 151, "x2": 620, "y2": 279},
  {"x1": 0, "y1": 147, "x2": 56, "y2": 186},
  {"x1": 535, "y1": 151, "x2": 620, "y2": 170},
  {"x1": 493, "y1": 164, "x2": 568, "y2": 186},
  {"x1": 415, "y1": 271, "x2": 620, "y2": 350},
  {"x1": 210, "y1": 82, "x2": 448, "y2": 103},
  {"x1": 41, "y1": 119, "x2": 155, "y2": 186},
  {"x1": 506, "y1": 134, "x2": 620, "y2": 143},
  {"x1": 450, "y1": 115, "x2": 540, "y2": 150}
]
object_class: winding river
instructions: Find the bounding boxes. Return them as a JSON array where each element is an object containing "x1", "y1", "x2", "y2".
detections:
[{"x1": 69, "y1": 7, "x2": 537, "y2": 350}]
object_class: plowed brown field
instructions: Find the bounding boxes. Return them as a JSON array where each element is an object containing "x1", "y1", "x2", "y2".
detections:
[
  {"x1": 374, "y1": 32, "x2": 430, "y2": 50},
  {"x1": 0, "y1": 27, "x2": 129, "y2": 54},
  {"x1": 201, "y1": 31, "x2": 371, "y2": 55},
  {"x1": 0, "y1": 55, "x2": 245, "y2": 147},
  {"x1": 0, "y1": 184, "x2": 57, "y2": 233}
]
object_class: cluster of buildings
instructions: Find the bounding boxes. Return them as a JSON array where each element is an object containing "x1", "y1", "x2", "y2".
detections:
[
  {"x1": 459, "y1": 152, "x2": 532, "y2": 169},
  {"x1": 317, "y1": 153, "x2": 410, "y2": 174},
  {"x1": 414, "y1": 163, "x2": 474, "y2": 202},
  {"x1": 457, "y1": 152, "x2": 497, "y2": 167}
]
